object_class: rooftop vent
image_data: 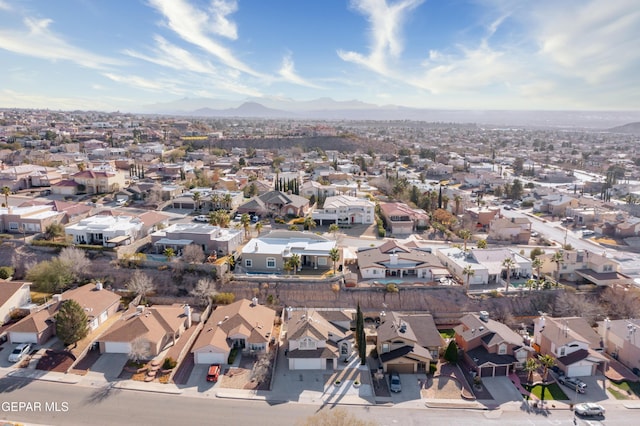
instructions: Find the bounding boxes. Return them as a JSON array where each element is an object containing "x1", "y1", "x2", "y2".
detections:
[{"x1": 479, "y1": 311, "x2": 489, "y2": 322}]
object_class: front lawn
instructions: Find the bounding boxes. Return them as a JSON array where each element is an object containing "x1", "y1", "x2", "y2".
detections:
[
  {"x1": 609, "y1": 380, "x2": 640, "y2": 399},
  {"x1": 524, "y1": 383, "x2": 568, "y2": 401}
]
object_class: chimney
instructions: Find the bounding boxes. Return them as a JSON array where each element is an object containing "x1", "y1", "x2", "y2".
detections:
[
  {"x1": 52, "y1": 294, "x2": 62, "y2": 302},
  {"x1": 95, "y1": 281, "x2": 103, "y2": 291},
  {"x1": 184, "y1": 304, "x2": 192, "y2": 328},
  {"x1": 389, "y1": 254, "x2": 398, "y2": 265}
]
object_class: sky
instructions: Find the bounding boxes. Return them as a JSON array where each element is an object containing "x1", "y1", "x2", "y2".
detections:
[{"x1": 0, "y1": 0, "x2": 639, "y2": 112}]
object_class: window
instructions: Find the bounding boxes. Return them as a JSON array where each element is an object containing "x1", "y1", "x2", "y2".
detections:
[
  {"x1": 299, "y1": 337, "x2": 316, "y2": 350},
  {"x1": 498, "y1": 344, "x2": 507, "y2": 355},
  {"x1": 603, "y1": 265, "x2": 613, "y2": 272},
  {"x1": 266, "y1": 257, "x2": 276, "y2": 268},
  {"x1": 244, "y1": 259, "x2": 252, "y2": 268},
  {"x1": 382, "y1": 343, "x2": 389, "y2": 353},
  {"x1": 559, "y1": 347, "x2": 566, "y2": 356},
  {"x1": 318, "y1": 258, "x2": 327, "y2": 266}
]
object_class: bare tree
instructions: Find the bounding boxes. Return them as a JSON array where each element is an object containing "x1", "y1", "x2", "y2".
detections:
[
  {"x1": 553, "y1": 290, "x2": 603, "y2": 324},
  {"x1": 250, "y1": 353, "x2": 271, "y2": 384},
  {"x1": 126, "y1": 270, "x2": 155, "y2": 298},
  {"x1": 59, "y1": 246, "x2": 92, "y2": 280},
  {"x1": 191, "y1": 278, "x2": 216, "y2": 306},
  {"x1": 182, "y1": 244, "x2": 205, "y2": 264},
  {"x1": 129, "y1": 336, "x2": 151, "y2": 363},
  {"x1": 600, "y1": 287, "x2": 640, "y2": 319}
]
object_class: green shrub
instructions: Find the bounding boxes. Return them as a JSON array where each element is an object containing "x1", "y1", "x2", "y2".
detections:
[
  {"x1": 212, "y1": 292, "x2": 235, "y2": 305},
  {"x1": 228, "y1": 347, "x2": 239, "y2": 364},
  {"x1": 0, "y1": 266, "x2": 14, "y2": 279},
  {"x1": 162, "y1": 357, "x2": 177, "y2": 370},
  {"x1": 444, "y1": 340, "x2": 458, "y2": 363}
]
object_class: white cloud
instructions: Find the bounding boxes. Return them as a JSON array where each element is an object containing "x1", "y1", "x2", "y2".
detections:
[
  {"x1": 278, "y1": 54, "x2": 323, "y2": 89},
  {"x1": 102, "y1": 73, "x2": 180, "y2": 93},
  {"x1": 531, "y1": 0, "x2": 640, "y2": 84},
  {"x1": 124, "y1": 35, "x2": 217, "y2": 74},
  {"x1": 0, "y1": 17, "x2": 120, "y2": 69},
  {"x1": 0, "y1": 1, "x2": 11, "y2": 11},
  {"x1": 338, "y1": 0, "x2": 424, "y2": 75},
  {"x1": 148, "y1": 0, "x2": 263, "y2": 77}
]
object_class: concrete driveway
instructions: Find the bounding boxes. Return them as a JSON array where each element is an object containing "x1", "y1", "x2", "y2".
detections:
[
  {"x1": 482, "y1": 376, "x2": 524, "y2": 404},
  {"x1": 89, "y1": 354, "x2": 128, "y2": 381},
  {"x1": 562, "y1": 375, "x2": 609, "y2": 404},
  {"x1": 388, "y1": 374, "x2": 423, "y2": 404}
]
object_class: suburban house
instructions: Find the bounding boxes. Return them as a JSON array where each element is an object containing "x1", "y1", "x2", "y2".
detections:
[
  {"x1": 98, "y1": 304, "x2": 191, "y2": 357},
  {"x1": 192, "y1": 299, "x2": 275, "y2": 364},
  {"x1": 0, "y1": 164, "x2": 61, "y2": 191},
  {"x1": 70, "y1": 169, "x2": 126, "y2": 194},
  {"x1": 533, "y1": 194, "x2": 579, "y2": 216},
  {"x1": 533, "y1": 315, "x2": 608, "y2": 376},
  {"x1": 537, "y1": 249, "x2": 632, "y2": 287},
  {"x1": 151, "y1": 223, "x2": 243, "y2": 257},
  {"x1": 48, "y1": 200, "x2": 93, "y2": 224},
  {"x1": 64, "y1": 215, "x2": 143, "y2": 246},
  {"x1": 284, "y1": 308, "x2": 352, "y2": 370},
  {"x1": 136, "y1": 211, "x2": 172, "y2": 236},
  {"x1": 378, "y1": 202, "x2": 429, "y2": 235},
  {"x1": 437, "y1": 247, "x2": 489, "y2": 286},
  {"x1": 465, "y1": 207, "x2": 500, "y2": 231},
  {"x1": 311, "y1": 194, "x2": 375, "y2": 226},
  {"x1": 8, "y1": 282, "x2": 121, "y2": 345},
  {"x1": 0, "y1": 204, "x2": 65, "y2": 234},
  {"x1": 0, "y1": 280, "x2": 32, "y2": 326},
  {"x1": 455, "y1": 311, "x2": 531, "y2": 377},
  {"x1": 488, "y1": 216, "x2": 532, "y2": 244},
  {"x1": 615, "y1": 217, "x2": 640, "y2": 238},
  {"x1": 237, "y1": 190, "x2": 309, "y2": 218},
  {"x1": 377, "y1": 311, "x2": 443, "y2": 374},
  {"x1": 598, "y1": 318, "x2": 640, "y2": 374},
  {"x1": 240, "y1": 230, "x2": 337, "y2": 274},
  {"x1": 357, "y1": 239, "x2": 446, "y2": 281}
]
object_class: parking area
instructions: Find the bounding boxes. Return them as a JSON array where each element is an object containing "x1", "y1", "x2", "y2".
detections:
[
  {"x1": 89, "y1": 354, "x2": 129, "y2": 381},
  {"x1": 559, "y1": 375, "x2": 609, "y2": 403},
  {"x1": 482, "y1": 376, "x2": 524, "y2": 404},
  {"x1": 388, "y1": 373, "x2": 424, "y2": 404}
]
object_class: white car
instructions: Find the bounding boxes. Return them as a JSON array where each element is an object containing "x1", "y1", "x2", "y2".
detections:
[
  {"x1": 8, "y1": 343, "x2": 32, "y2": 362},
  {"x1": 574, "y1": 403, "x2": 605, "y2": 417},
  {"x1": 194, "y1": 215, "x2": 209, "y2": 222}
]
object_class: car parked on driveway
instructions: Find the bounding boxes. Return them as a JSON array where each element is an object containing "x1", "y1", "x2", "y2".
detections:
[
  {"x1": 558, "y1": 375, "x2": 587, "y2": 393},
  {"x1": 8, "y1": 343, "x2": 32, "y2": 362},
  {"x1": 574, "y1": 403, "x2": 605, "y2": 417},
  {"x1": 389, "y1": 373, "x2": 402, "y2": 392},
  {"x1": 194, "y1": 215, "x2": 209, "y2": 222},
  {"x1": 206, "y1": 364, "x2": 221, "y2": 382}
]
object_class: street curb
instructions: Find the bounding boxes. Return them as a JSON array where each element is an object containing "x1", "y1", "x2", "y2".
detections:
[
  {"x1": 112, "y1": 381, "x2": 183, "y2": 395},
  {"x1": 7, "y1": 370, "x2": 81, "y2": 385}
]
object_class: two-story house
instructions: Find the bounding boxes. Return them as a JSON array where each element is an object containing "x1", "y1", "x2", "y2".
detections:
[
  {"x1": 488, "y1": 216, "x2": 532, "y2": 244},
  {"x1": 598, "y1": 318, "x2": 640, "y2": 374},
  {"x1": 151, "y1": 223, "x2": 243, "y2": 258},
  {"x1": 533, "y1": 315, "x2": 608, "y2": 376},
  {"x1": 284, "y1": 308, "x2": 352, "y2": 370},
  {"x1": 71, "y1": 169, "x2": 126, "y2": 194},
  {"x1": 538, "y1": 249, "x2": 633, "y2": 287},
  {"x1": 378, "y1": 202, "x2": 429, "y2": 235},
  {"x1": 455, "y1": 311, "x2": 531, "y2": 377},
  {"x1": 311, "y1": 195, "x2": 375, "y2": 226},
  {"x1": 377, "y1": 311, "x2": 443, "y2": 374}
]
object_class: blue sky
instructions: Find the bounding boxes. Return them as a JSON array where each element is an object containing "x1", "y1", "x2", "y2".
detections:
[{"x1": 0, "y1": 0, "x2": 638, "y2": 111}]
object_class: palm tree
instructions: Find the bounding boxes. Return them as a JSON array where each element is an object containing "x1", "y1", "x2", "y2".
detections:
[
  {"x1": 551, "y1": 251, "x2": 565, "y2": 283},
  {"x1": 329, "y1": 247, "x2": 340, "y2": 274},
  {"x1": 442, "y1": 194, "x2": 450, "y2": 210},
  {"x1": 502, "y1": 257, "x2": 516, "y2": 292},
  {"x1": 1, "y1": 186, "x2": 10, "y2": 208},
  {"x1": 240, "y1": 213, "x2": 251, "y2": 239},
  {"x1": 328, "y1": 223, "x2": 340, "y2": 239},
  {"x1": 538, "y1": 354, "x2": 556, "y2": 383},
  {"x1": 254, "y1": 221, "x2": 263, "y2": 236},
  {"x1": 192, "y1": 191, "x2": 201, "y2": 211},
  {"x1": 209, "y1": 193, "x2": 220, "y2": 210},
  {"x1": 526, "y1": 278, "x2": 537, "y2": 294},
  {"x1": 288, "y1": 224, "x2": 299, "y2": 231},
  {"x1": 458, "y1": 229, "x2": 472, "y2": 252},
  {"x1": 532, "y1": 257, "x2": 544, "y2": 286},
  {"x1": 303, "y1": 216, "x2": 316, "y2": 231},
  {"x1": 223, "y1": 193, "x2": 233, "y2": 210},
  {"x1": 453, "y1": 194, "x2": 462, "y2": 215},
  {"x1": 524, "y1": 358, "x2": 540, "y2": 384},
  {"x1": 288, "y1": 253, "x2": 301, "y2": 275},
  {"x1": 462, "y1": 265, "x2": 475, "y2": 291},
  {"x1": 209, "y1": 210, "x2": 230, "y2": 228},
  {"x1": 163, "y1": 247, "x2": 175, "y2": 261}
]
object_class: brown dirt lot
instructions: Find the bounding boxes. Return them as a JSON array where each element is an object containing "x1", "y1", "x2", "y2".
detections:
[
  {"x1": 36, "y1": 350, "x2": 76, "y2": 372},
  {"x1": 218, "y1": 353, "x2": 274, "y2": 391}
]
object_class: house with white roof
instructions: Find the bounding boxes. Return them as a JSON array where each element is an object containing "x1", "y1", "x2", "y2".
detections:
[
  {"x1": 0, "y1": 205, "x2": 65, "y2": 234},
  {"x1": 437, "y1": 247, "x2": 531, "y2": 287},
  {"x1": 311, "y1": 194, "x2": 375, "y2": 226},
  {"x1": 240, "y1": 230, "x2": 337, "y2": 274},
  {"x1": 437, "y1": 247, "x2": 488, "y2": 286},
  {"x1": 150, "y1": 223, "x2": 243, "y2": 257},
  {"x1": 65, "y1": 215, "x2": 143, "y2": 246}
]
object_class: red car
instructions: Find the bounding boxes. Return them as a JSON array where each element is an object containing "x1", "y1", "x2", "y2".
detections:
[{"x1": 206, "y1": 364, "x2": 221, "y2": 382}]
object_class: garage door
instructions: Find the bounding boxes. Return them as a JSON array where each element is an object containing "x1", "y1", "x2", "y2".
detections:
[
  {"x1": 480, "y1": 366, "x2": 494, "y2": 377},
  {"x1": 567, "y1": 364, "x2": 592, "y2": 377},
  {"x1": 9, "y1": 332, "x2": 38, "y2": 344},
  {"x1": 290, "y1": 358, "x2": 324, "y2": 370},
  {"x1": 387, "y1": 363, "x2": 414, "y2": 374},
  {"x1": 103, "y1": 342, "x2": 131, "y2": 353},
  {"x1": 494, "y1": 365, "x2": 508, "y2": 376},
  {"x1": 194, "y1": 352, "x2": 227, "y2": 365}
]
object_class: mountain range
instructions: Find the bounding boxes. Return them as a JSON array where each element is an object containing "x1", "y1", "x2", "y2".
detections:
[{"x1": 141, "y1": 97, "x2": 640, "y2": 129}]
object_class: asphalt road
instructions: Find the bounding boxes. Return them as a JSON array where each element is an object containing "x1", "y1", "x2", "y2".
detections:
[{"x1": 0, "y1": 377, "x2": 635, "y2": 426}]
